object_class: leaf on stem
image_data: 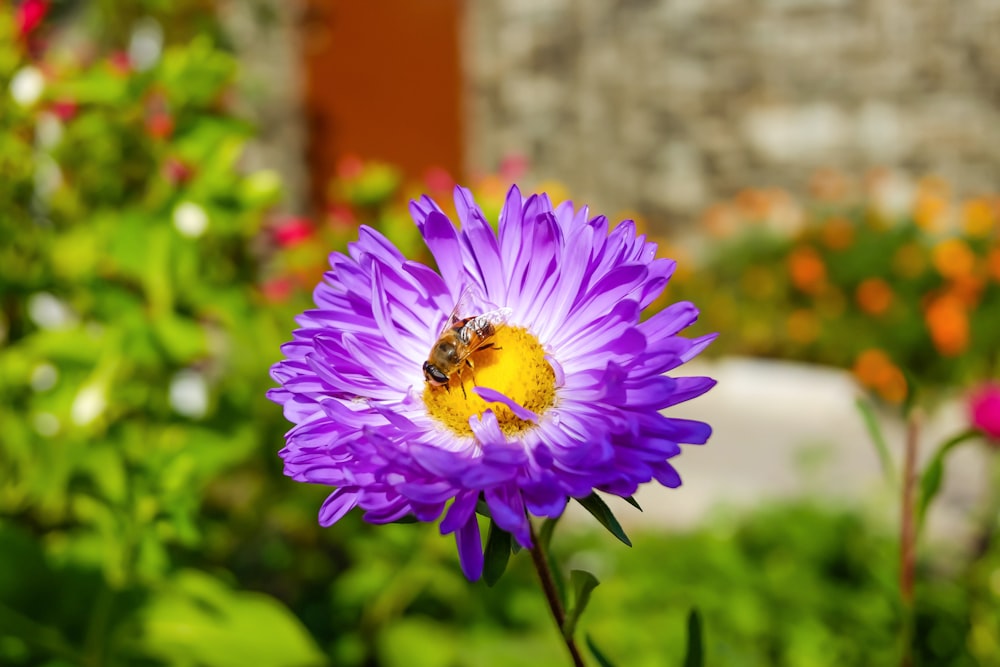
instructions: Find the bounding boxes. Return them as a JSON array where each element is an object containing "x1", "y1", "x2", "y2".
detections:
[
  {"x1": 538, "y1": 516, "x2": 559, "y2": 549},
  {"x1": 682, "y1": 608, "x2": 704, "y2": 667},
  {"x1": 585, "y1": 634, "x2": 617, "y2": 667},
  {"x1": 917, "y1": 428, "x2": 980, "y2": 530},
  {"x1": 562, "y1": 569, "x2": 600, "y2": 640},
  {"x1": 623, "y1": 495, "x2": 643, "y2": 511},
  {"x1": 575, "y1": 493, "x2": 632, "y2": 547},
  {"x1": 855, "y1": 397, "x2": 896, "y2": 487},
  {"x1": 475, "y1": 497, "x2": 491, "y2": 518},
  {"x1": 483, "y1": 519, "x2": 512, "y2": 587}
]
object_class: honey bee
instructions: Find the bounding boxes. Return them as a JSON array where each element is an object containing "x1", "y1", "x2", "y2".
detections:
[{"x1": 423, "y1": 290, "x2": 511, "y2": 396}]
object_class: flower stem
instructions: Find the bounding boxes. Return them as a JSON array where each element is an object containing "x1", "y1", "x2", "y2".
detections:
[
  {"x1": 528, "y1": 522, "x2": 586, "y2": 667},
  {"x1": 899, "y1": 410, "x2": 920, "y2": 667}
]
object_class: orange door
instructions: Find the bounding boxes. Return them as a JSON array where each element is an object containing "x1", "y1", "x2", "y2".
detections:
[{"x1": 301, "y1": 0, "x2": 464, "y2": 210}]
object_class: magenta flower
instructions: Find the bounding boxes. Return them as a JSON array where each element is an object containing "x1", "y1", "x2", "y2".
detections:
[
  {"x1": 969, "y1": 382, "x2": 1000, "y2": 442},
  {"x1": 268, "y1": 186, "x2": 716, "y2": 579},
  {"x1": 16, "y1": 0, "x2": 48, "y2": 39}
]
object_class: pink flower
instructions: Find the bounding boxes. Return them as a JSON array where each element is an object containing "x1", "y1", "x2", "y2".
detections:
[
  {"x1": 336, "y1": 154, "x2": 364, "y2": 180},
  {"x1": 16, "y1": 0, "x2": 49, "y2": 39},
  {"x1": 969, "y1": 382, "x2": 1000, "y2": 442},
  {"x1": 424, "y1": 166, "x2": 455, "y2": 194},
  {"x1": 51, "y1": 100, "x2": 78, "y2": 122},
  {"x1": 274, "y1": 217, "x2": 314, "y2": 247},
  {"x1": 109, "y1": 51, "x2": 132, "y2": 75},
  {"x1": 261, "y1": 277, "x2": 295, "y2": 303},
  {"x1": 163, "y1": 158, "x2": 193, "y2": 185}
]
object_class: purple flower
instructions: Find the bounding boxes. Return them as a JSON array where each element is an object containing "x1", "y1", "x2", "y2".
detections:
[{"x1": 268, "y1": 186, "x2": 716, "y2": 580}]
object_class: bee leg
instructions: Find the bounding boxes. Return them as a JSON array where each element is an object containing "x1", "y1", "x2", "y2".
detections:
[{"x1": 465, "y1": 359, "x2": 477, "y2": 390}]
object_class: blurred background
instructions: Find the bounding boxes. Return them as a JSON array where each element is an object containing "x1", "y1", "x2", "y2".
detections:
[{"x1": 2, "y1": 1, "x2": 999, "y2": 665}]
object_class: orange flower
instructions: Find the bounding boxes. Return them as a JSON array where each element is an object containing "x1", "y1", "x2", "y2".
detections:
[
  {"x1": 735, "y1": 188, "x2": 772, "y2": 221},
  {"x1": 809, "y1": 168, "x2": 851, "y2": 201},
  {"x1": 924, "y1": 293, "x2": 969, "y2": 357},
  {"x1": 852, "y1": 349, "x2": 907, "y2": 404},
  {"x1": 787, "y1": 308, "x2": 819, "y2": 345},
  {"x1": 951, "y1": 273, "x2": 985, "y2": 308},
  {"x1": 701, "y1": 203, "x2": 739, "y2": 239},
  {"x1": 914, "y1": 191, "x2": 949, "y2": 233},
  {"x1": 855, "y1": 278, "x2": 893, "y2": 316},
  {"x1": 788, "y1": 246, "x2": 827, "y2": 294},
  {"x1": 962, "y1": 198, "x2": 995, "y2": 238},
  {"x1": 821, "y1": 216, "x2": 855, "y2": 250},
  {"x1": 931, "y1": 238, "x2": 976, "y2": 280},
  {"x1": 985, "y1": 245, "x2": 1000, "y2": 282}
]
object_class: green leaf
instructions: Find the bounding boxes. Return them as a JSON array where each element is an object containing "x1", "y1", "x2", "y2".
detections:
[
  {"x1": 562, "y1": 570, "x2": 600, "y2": 640},
  {"x1": 475, "y1": 498, "x2": 491, "y2": 518},
  {"x1": 855, "y1": 397, "x2": 896, "y2": 487},
  {"x1": 585, "y1": 634, "x2": 617, "y2": 667},
  {"x1": 682, "y1": 608, "x2": 705, "y2": 667},
  {"x1": 538, "y1": 516, "x2": 559, "y2": 549},
  {"x1": 917, "y1": 429, "x2": 980, "y2": 530},
  {"x1": 623, "y1": 495, "x2": 643, "y2": 511},
  {"x1": 575, "y1": 493, "x2": 632, "y2": 547},
  {"x1": 483, "y1": 520, "x2": 512, "y2": 587},
  {"x1": 137, "y1": 570, "x2": 326, "y2": 667}
]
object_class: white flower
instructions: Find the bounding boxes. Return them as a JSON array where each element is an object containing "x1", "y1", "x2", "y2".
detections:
[
  {"x1": 128, "y1": 17, "x2": 164, "y2": 71},
  {"x1": 27, "y1": 292, "x2": 76, "y2": 330},
  {"x1": 33, "y1": 413, "x2": 61, "y2": 437},
  {"x1": 71, "y1": 384, "x2": 107, "y2": 426},
  {"x1": 173, "y1": 202, "x2": 209, "y2": 238},
  {"x1": 30, "y1": 363, "x2": 59, "y2": 392},
  {"x1": 10, "y1": 66, "x2": 45, "y2": 107},
  {"x1": 35, "y1": 111, "x2": 63, "y2": 149},
  {"x1": 169, "y1": 370, "x2": 209, "y2": 419}
]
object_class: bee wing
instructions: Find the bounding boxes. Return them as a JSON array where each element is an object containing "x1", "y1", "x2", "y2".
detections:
[
  {"x1": 474, "y1": 306, "x2": 512, "y2": 327},
  {"x1": 441, "y1": 287, "x2": 474, "y2": 334},
  {"x1": 440, "y1": 285, "x2": 510, "y2": 335}
]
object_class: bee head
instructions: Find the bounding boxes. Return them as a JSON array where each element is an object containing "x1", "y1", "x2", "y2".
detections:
[{"x1": 423, "y1": 361, "x2": 450, "y2": 386}]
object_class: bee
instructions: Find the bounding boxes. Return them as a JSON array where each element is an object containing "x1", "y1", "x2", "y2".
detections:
[{"x1": 423, "y1": 289, "x2": 511, "y2": 396}]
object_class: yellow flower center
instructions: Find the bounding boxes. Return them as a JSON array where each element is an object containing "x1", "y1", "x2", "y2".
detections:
[{"x1": 423, "y1": 326, "x2": 556, "y2": 437}]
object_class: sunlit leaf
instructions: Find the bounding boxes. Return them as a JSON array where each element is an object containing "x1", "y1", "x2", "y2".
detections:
[
  {"x1": 137, "y1": 570, "x2": 326, "y2": 667},
  {"x1": 855, "y1": 397, "x2": 896, "y2": 487}
]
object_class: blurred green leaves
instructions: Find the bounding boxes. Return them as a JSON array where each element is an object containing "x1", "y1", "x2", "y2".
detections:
[
  {"x1": 0, "y1": 6, "x2": 319, "y2": 666},
  {"x1": 134, "y1": 570, "x2": 326, "y2": 667}
]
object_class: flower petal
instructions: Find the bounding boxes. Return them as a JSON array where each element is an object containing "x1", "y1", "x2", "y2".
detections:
[
  {"x1": 455, "y1": 514, "x2": 484, "y2": 580},
  {"x1": 473, "y1": 386, "x2": 539, "y2": 421},
  {"x1": 318, "y1": 487, "x2": 360, "y2": 527}
]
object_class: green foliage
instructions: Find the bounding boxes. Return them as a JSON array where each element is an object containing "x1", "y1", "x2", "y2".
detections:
[
  {"x1": 4, "y1": 8, "x2": 999, "y2": 667},
  {"x1": 0, "y1": 7, "x2": 321, "y2": 666}
]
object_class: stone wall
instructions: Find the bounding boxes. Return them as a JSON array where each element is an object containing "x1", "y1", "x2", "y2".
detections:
[
  {"x1": 464, "y1": 0, "x2": 1000, "y2": 225},
  {"x1": 220, "y1": 0, "x2": 309, "y2": 214}
]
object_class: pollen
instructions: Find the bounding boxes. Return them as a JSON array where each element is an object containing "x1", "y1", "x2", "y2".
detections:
[{"x1": 423, "y1": 325, "x2": 556, "y2": 437}]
